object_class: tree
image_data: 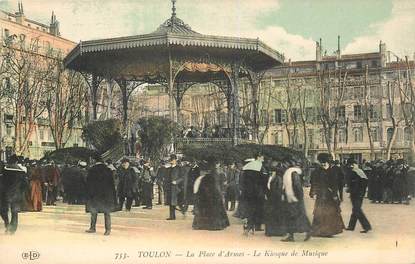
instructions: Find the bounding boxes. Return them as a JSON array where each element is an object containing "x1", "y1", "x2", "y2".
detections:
[
  {"x1": 316, "y1": 67, "x2": 348, "y2": 158},
  {"x1": 296, "y1": 79, "x2": 318, "y2": 158},
  {"x1": 271, "y1": 61, "x2": 301, "y2": 148},
  {"x1": 361, "y1": 65, "x2": 376, "y2": 160},
  {"x1": 1, "y1": 37, "x2": 55, "y2": 155},
  {"x1": 398, "y1": 57, "x2": 415, "y2": 163},
  {"x1": 45, "y1": 57, "x2": 87, "y2": 149},
  {"x1": 82, "y1": 119, "x2": 122, "y2": 154},
  {"x1": 137, "y1": 116, "x2": 178, "y2": 164}
]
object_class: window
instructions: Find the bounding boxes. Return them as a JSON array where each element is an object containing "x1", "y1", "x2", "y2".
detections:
[
  {"x1": 354, "y1": 105, "x2": 362, "y2": 120},
  {"x1": 371, "y1": 60, "x2": 378, "y2": 68},
  {"x1": 369, "y1": 105, "x2": 379, "y2": 119},
  {"x1": 6, "y1": 126, "x2": 12, "y2": 136},
  {"x1": 307, "y1": 129, "x2": 314, "y2": 145},
  {"x1": 291, "y1": 109, "x2": 300, "y2": 123},
  {"x1": 353, "y1": 86, "x2": 363, "y2": 99},
  {"x1": 369, "y1": 85, "x2": 381, "y2": 98},
  {"x1": 306, "y1": 107, "x2": 315, "y2": 122},
  {"x1": 353, "y1": 127, "x2": 363, "y2": 142},
  {"x1": 39, "y1": 128, "x2": 44, "y2": 140},
  {"x1": 387, "y1": 128, "x2": 394, "y2": 143},
  {"x1": 338, "y1": 129, "x2": 347, "y2": 143},
  {"x1": 320, "y1": 129, "x2": 326, "y2": 144},
  {"x1": 404, "y1": 127, "x2": 413, "y2": 142},
  {"x1": 48, "y1": 129, "x2": 53, "y2": 141},
  {"x1": 274, "y1": 109, "x2": 286, "y2": 124},
  {"x1": 337, "y1": 106, "x2": 346, "y2": 119},
  {"x1": 274, "y1": 131, "x2": 283, "y2": 145},
  {"x1": 386, "y1": 104, "x2": 398, "y2": 119},
  {"x1": 370, "y1": 127, "x2": 380, "y2": 142},
  {"x1": 260, "y1": 110, "x2": 269, "y2": 125},
  {"x1": 357, "y1": 61, "x2": 362, "y2": 69},
  {"x1": 396, "y1": 128, "x2": 403, "y2": 142}
]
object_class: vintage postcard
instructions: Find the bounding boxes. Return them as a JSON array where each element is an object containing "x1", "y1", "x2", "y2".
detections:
[{"x1": 0, "y1": 0, "x2": 414, "y2": 263}]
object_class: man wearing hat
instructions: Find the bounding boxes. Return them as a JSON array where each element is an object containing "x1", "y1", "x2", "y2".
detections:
[
  {"x1": 0, "y1": 154, "x2": 28, "y2": 234},
  {"x1": 117, "y1": 157, "x2": 138, "y2": 211},
  {"x1": 345, "y1": 158, "x2": 372, "y2": 233},
  {"x1": 85, "y1": 157, "x2": 117, "y2": 235},
  {"x1": 141, "y1": 160, "x2": 154, "y2": 209},
  {"x1": 165, "y1": 154, "x2": 184, "y2": 220}
]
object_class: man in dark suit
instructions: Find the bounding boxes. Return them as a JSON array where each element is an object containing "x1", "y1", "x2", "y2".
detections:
[
  {"x1": 117, "y1": 158, "x2": 138, "y2": 211},
  {"x1": 85, "y1": 157, "x2": 117, "y2": 236},
  {"x1": 345, "y1": 159, "x2": 372, "y2": 233},
  {"x1": 330, "y1": 160, "x2": 345, "y2": 201},
  {"x1": 165, "y1": 154, "x2": 184, "y2": 220},
  {"x1": 0, "y1": 154, "x2": 27, "y2": 234}
]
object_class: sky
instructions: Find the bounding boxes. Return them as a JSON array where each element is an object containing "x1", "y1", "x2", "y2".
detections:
[{"x1": 0, "y1": 0, "x2": 414, "y2": 61}]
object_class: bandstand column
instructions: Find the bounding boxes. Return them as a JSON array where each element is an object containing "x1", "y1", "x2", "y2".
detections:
[
  {"x1": 91, "y1": 74, "x2": 101, "y2": 120},
  {"x1": 228, "y1": 63, "x2": 241, "y2": 145}
]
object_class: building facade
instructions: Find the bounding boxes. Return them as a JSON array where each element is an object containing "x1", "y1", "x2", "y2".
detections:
[
  {"x1": 0, "y1": 3, "x2": 84, "y2": 160},
  {"x1": 130, "y1": 40, "x2": 414, "y2": 162}
]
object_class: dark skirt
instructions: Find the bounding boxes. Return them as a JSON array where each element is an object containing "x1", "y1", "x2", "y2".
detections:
[
  {"x1": 311, "y1": 197, "x2": 344, "y2": 236},
  {"x1": 284, "y1": 200, "x2": 311, "y2": 234},
  {"x1": 264, "y1": 199, "x2": 287, "y2": 236},
  {"x1": 192, "y1": 176, "x2": 230, "y2": 231}
]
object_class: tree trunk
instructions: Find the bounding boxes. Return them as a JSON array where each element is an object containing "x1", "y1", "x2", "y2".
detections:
[{"x1": 385, "y1": 120, "x2": 397, "y2": 160}]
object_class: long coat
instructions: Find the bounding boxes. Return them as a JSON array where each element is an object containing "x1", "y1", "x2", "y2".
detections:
[
  {"x1": 192, "y1": 172, "x2": 230, "y2": 230},
  {"x1": 264, "y1": 173, "x2": 287, "y2": 236},
  {"x1": 61, "y1": 166, "x2": 87, "y2": 204},
  {"x1": 165, "y1": 165, "x2": 184, "y2": 206},
  {"x1": 225, "y1": 167, "x2": 239, "y2": 201},
  {"x1": 283, "y1": 170, "x2": 311, "y2": 234},
  {"x1": 117, "y1": 167, "x2": 138, "y2": 198},
  {"x1": 28, "y1": 166, "x2": 43, "y2": 211},
  {"x1": 1, "y1": 164, "x2": 28, "y2": 213},
  {"x1": 86, "y1": 163, "x2": 117, "y2": 213},
  {"x1": 310, "y1": 166, "x2": 344, "y2": 236},
  {"x1": 186, "y1": 165, "x2": 200, "y2": 205}
]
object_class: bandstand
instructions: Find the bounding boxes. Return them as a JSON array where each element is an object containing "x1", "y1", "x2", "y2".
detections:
[{"x1": 64, "y1": 0, "x2": 284, "y2": 148}]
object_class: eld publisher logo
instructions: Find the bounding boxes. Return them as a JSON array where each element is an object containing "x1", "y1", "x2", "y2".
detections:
[{"x1": 22, "y1": 251, "x2": 40, "y2": 261}]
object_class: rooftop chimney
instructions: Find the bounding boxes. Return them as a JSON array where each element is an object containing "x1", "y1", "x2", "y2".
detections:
[
  {"x1": 337, "y1": 35, "x2": 341, "y2": 58},
  {"x1": 15, "y1": 1, "x2": 25, "y2": 24}
]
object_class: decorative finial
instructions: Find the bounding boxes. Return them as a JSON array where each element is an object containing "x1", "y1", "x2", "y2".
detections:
[{"x1": 172, "y1": 0, "x2": 176, "y2": 17}]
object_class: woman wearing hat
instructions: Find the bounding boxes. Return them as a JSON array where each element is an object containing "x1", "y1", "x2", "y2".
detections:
[
  {"x1": 309, "y1": 153, "x2": 345, "y2": 237},
  {"x1": 192, "y1": 160, "x2": 229, "y2": 230}
]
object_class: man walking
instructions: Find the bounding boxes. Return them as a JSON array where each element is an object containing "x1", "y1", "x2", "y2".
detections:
[
  {"x1": 345, "y1": 159, "x2": 372, "y2": 233},
  {"x1": 165, "y1": 154, "x2": 184, "y2": 220},
  {"x1": 117, "y1": 158, "x2": 137, "y2": 211},
  {"x1": 0, "y1": 154, "x2": 27, "y2": 234},
  {"x1": 141, "y1": 160, "x2": 154, "y2": 209},
  {"x1": 85, "y1": 157, "x2": 117, "y2": 236}
]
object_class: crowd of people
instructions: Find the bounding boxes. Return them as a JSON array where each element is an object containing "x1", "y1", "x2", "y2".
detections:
[{"x1": 0, "y1": 152, "x2": 414, "y2": 240}]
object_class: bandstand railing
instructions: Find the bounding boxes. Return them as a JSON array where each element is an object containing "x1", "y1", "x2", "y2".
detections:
[{"x1": 175, "y1": 137, "x2": 254, "y2": 152}]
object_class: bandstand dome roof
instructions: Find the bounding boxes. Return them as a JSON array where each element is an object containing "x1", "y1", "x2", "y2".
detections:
[{"x1": 64, "y1": 1, "x2": 285, "y2": 82}]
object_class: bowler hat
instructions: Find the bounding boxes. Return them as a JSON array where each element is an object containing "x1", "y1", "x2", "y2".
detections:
[
  {"x1": 121, "y1": 157, "x2": 130, "y2": 163},
  {"x1": 317, "y1": 153, "x2": 332, "y2": 164},
  {"x1": 346, "y1": 158, "x2": 357, "y2": 165}
]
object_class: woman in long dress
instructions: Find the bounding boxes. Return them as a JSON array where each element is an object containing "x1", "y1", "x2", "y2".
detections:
[
  {"x1": 264, "y1": 162, "x2": 287, "y2": 237},
  {"x1": 192, "y1": 161, "x2": 230, "y2": 231},
  {"x1": 310, "y1": 153, "x2": 345, "y2": 237},
  {"x1": 28, "y1": 165, "x2": 43, "y2": 211},
  {"x1": 281, "y1": 163, "x2": 311, "y2": 242}
]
